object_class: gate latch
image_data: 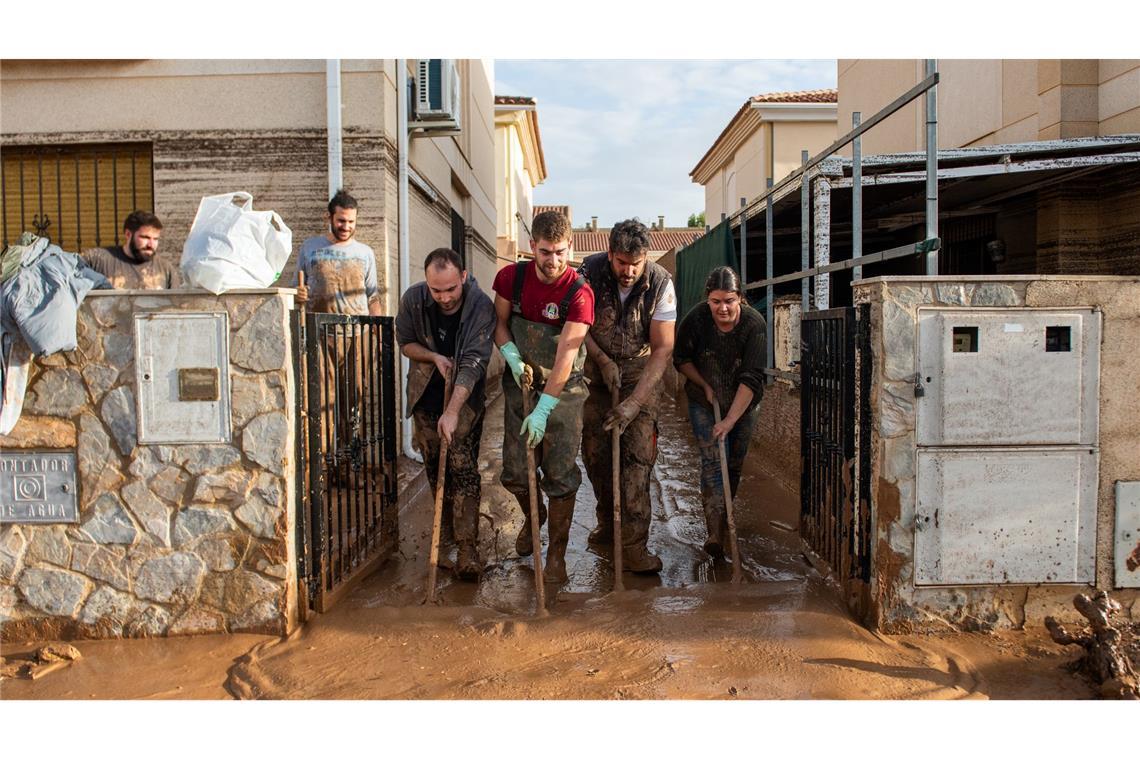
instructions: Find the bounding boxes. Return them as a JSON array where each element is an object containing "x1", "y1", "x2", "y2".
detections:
[{"x1": 912, "y1": 372, "x2": 925, "y2": 398}]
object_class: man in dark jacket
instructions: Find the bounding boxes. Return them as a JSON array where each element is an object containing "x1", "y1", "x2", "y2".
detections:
[
  {"x1": 395, "y1": 248, "x2": 496, "y2": 580},
  {"x1": 579, "y1": 219, "x2": 676, "y2": 573}
]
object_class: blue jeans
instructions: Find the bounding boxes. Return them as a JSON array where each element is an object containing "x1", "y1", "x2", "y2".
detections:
[{"x1": 687, "y1": 402, "x2": 758, "y2": 503}]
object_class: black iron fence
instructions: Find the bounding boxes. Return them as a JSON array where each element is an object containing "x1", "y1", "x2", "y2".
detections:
[
  {"x1": 800, "y1": 306, "x2": 871, "y2": 585},
  {"x1": 293, "y1": 311, "x2": 398, "y2": 613}
]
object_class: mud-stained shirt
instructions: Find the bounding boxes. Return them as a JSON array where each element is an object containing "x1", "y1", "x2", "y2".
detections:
[
  {"x1": 298, "y1": 237, "x2": 380, "y2": 315},
  {"x1": 80, "y1": 246, "x2": 181, "y2": 290},
  {"x1": 491, "y1": 261, "x2": 594, "y2": 327},
  {"x1": 673, "y1": 302, "x2": 767, "y2": 414}
]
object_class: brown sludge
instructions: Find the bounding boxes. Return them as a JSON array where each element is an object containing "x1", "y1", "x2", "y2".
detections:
[{"x1": 1, "y1": 394, "x2": 1104, "y2": 700}]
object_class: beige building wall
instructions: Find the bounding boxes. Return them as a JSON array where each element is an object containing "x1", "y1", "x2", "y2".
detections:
[
  {"x1": 0, "y1": 58, "x2": 498, "y2": 312},
  {"x1": 837, "y1": 59, "x2": 1140, "y2": 154},
  {"x1": 702, "y1": 118, "x2": 836, "y2": 223}
]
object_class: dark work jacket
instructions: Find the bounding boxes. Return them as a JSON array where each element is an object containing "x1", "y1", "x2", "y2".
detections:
[
  {"x1": 395, "y1": 275, "x2": 495, "y2": 418},
  {"x1": 578, "y1": 251, "x2": 672, "y2": 386}
]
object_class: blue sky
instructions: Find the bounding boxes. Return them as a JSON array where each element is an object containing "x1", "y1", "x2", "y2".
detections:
[{"x1": 495, "y1": 60, "x2": 836, "y2": 229}]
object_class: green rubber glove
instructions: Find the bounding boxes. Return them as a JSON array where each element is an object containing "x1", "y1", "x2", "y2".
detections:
[
  {"x1": 520, "y1": 393, "x2": 560, "y2": 447},
  {"x1": 499, "y1": 341, "x2": 525, "y2": 387}
]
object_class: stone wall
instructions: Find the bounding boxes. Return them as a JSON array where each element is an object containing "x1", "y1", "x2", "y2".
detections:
[
  {"x1": 0, "y1": 290, "x2": 298, "y2": 640},
  {"x1": 854, "y1": 276, "x2": 1140, "y2": 632}
]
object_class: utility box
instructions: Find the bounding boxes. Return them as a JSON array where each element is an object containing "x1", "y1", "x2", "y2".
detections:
[
  {"x1": 916, "y1": 308, "x2": 1100, "y2": 446},
  {"x1": 1117, "y1": 482, "x2": 1140, "y2": 588},
  {"x1": 134, "y1": 312, "x2": 231, "y2": 444},
  {"x1": 915, "y1": 448, "x2": 1098, "y2": 585},
  {"x1": 913, "y1": 307, "x2": 1100, "y2": 587}
]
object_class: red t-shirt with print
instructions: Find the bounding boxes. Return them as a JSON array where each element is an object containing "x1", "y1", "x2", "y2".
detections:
[{"x1": 492, "y1": 261, "x2": 595, "y2": 327}]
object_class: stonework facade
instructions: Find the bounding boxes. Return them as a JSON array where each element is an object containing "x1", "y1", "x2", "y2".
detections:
[{"x1": 0, "y1": 291, "x2": 298, "y2": 640}]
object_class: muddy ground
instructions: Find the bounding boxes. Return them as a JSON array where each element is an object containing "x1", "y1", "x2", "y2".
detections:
[{"x1": 0, "y1": 392, "x2": 1099, "y2": 700}]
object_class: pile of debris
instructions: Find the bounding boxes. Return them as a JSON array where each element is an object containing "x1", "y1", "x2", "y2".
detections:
[{"x1": 1046, "y1": 591, "x2": 1139, "y2": 700}]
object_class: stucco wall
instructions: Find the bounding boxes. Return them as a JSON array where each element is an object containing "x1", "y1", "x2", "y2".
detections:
[
  {"x1": 854, "y1": 276, "x2": 1139, "y2": 632},
  {"x1": 0, "y1": 291, "x2": 298, "y2": 640}
]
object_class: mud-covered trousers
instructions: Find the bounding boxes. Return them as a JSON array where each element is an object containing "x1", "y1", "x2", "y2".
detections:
[
  {"x1": 687, "y1": 401, "x2": 759, "y2": 504},
  {"x1": 581, "y1": 382, "x2": 658, "y2": 547},
  {"x1": 413, "y1": 406, "x2": 485, "y2": 546},
  {"x1": 499, "y1": 373, "x2": 587, "y2": 500}
]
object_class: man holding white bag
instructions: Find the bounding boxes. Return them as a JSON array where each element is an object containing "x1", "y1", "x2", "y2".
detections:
[{"x1": 294, "y1": 189, "x2": 381, "y2": 316}]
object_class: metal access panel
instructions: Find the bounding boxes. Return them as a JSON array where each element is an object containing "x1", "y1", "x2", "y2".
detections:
[
  {"x1": 1117, "y1": 482, "x2": 1140, "y2": 588},
  {"x1": 916, "y1": 308, "x2": 1100, "y2": 446},
  {"x1": 915, "y1": 447, "x2": 1097, "y2": 585},
  {"x1": 135, "y1": 312, "x2": 231, "y2": 444}
]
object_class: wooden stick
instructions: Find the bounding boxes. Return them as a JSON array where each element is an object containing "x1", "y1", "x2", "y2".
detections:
[
  {"x1": 521, "y1": 366, "x2": 547, "y2": 614},
  {"x1": 611, "y1": 379, "x2": 624, "y2": 590},
  {"x1": 712, "y1": 400, "x2": 743, "y2": 584},
  {"x1": 425, "y1": 374, "x2": 454, "y2": 604}
]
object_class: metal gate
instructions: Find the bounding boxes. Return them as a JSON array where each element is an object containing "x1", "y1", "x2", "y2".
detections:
[
  {"x1": 293, "y1": 312, "x2": 399, "y2": 613},
  {"x1": 800, "y1": 306, "x2": 872, "y2": 593}
]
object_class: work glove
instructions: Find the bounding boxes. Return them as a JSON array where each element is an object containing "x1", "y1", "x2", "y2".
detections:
[
  {"x1": 599, "y1": 360, "x2": 621, "y2": 393},
  {"x1": 603, "y1": 397, "x2": 642, "y2": 435},
  {"x1": 499, "y1": 341, "x2": 525, "y2": 387},
  {"x1": 520, "y1": 393, "x2": 560, "y2": 448}
]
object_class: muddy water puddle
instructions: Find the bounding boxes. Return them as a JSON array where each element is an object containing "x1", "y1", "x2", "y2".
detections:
[{"x1": 2, "y1": 393, "x2": 1097, "y2": 700}]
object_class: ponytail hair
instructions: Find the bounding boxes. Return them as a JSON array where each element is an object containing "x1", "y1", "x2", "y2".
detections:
[{"x1": 704, "y1": 266, "x2": 742, "y2": 297}]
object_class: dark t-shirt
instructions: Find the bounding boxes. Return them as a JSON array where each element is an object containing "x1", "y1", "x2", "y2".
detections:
[{"x1": 414, "y1": 304, "x2": 462, "y2": 415}]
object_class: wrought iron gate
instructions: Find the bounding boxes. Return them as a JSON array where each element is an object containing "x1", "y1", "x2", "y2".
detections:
[
  {"x1": 293, "y1": 312, "x2": 398, "y2": 613},
  {"x1": 800, "y1": 306, "x2": 872, "y2": 591}
]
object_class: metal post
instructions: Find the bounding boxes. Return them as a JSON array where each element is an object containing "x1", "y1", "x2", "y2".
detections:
[
  {"x1": 852, "y1": 112, "x2": 863, "y2": 281},
  {"x1": 800, "y1": 150, "x2": 810, "y2": 312},
  {"x1": 813, "y1": 177, "x2": 831, "y2": 310},
  {"x1": 765, "y1": 177, "x2": 774, "y2": 375},
  {"x1": 925, "y1": 59, "x2": 939, "y2": 275},
  {"x1": 739, "y1": 197, "x2": 747, "y2": 289}
]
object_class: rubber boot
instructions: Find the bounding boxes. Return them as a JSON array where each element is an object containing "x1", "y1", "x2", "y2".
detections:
[
  {"x1": 514, "y1": 492, "x2": 547, "y2": 557},
  {"x1": 543, "y1": 494, "x2": 576, "y2": 584},
  {"x1": 453, "y1": 496, "x2": 482, "y2": 581},
  {"x1": 621, "y1": 510, "x2": 662, "y2": 574},
  {"x1": 702, "y1": 493, "x2": 727, "y2": 560},
  {"x1": 587, "y1": 503, "x2": 613, "y2": 548}
]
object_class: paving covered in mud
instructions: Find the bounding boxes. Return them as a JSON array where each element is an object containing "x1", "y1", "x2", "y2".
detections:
[{"x1": 1, "y1": 393, "x2": 1097, "y2": 700}]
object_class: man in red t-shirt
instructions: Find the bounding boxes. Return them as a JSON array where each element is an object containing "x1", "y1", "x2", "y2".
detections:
[{"x1": 492, "y1": 210, "x2": 594, "y2": 585}]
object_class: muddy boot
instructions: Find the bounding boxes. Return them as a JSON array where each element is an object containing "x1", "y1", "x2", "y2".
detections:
[
  {"x1": 621, "y1": 511, "x2": 662, "y2": 574},
  {"x1": 702, "y1": 494, "x2": 727, "y2": 560},
  {"x1": 514, "y1": 492, "x2": 547, "y2": 557},
  {"x1": 453, "y1": 495, "x2": 481, "y2": 580},
  {"x1": 587, "y1": 504, "x2": 613, "y2": 548},
  {"x1": 543, "y1": 494, "x2": 576, "y2": 584},
  {"x1": 455, "y1": 543, "x2": 482, "y2": 581}
]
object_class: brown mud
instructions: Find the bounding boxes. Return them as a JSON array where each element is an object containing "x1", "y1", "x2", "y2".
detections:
[{"x1": 1, "y1": 393, "x2": 1095, "y2": 700}]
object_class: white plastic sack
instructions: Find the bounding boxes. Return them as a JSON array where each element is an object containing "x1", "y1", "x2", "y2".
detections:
[{"x1": 181, "y1": 192, "x2": 292, "y2": 294}]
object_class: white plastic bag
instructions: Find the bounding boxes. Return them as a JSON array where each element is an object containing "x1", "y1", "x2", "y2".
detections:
[{"x1": 180, "y1": 192, "x2": 292, "y2": 294}]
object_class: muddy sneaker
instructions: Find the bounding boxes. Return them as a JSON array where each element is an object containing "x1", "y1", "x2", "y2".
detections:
[
  {"x1": 623, "y1": 545, "x2": 663, "y2": 574},
  {"x1": 455, "y1": 543, "x2": 482, "y2": 581}
]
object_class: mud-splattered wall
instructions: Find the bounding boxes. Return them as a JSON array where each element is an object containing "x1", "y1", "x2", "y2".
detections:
[
  {"x1": 0, "y1": 291, "x2": 298, "y2": 641},
  {"x1": 854, "y1": 276, "x2": 1140, "y2": 633}
]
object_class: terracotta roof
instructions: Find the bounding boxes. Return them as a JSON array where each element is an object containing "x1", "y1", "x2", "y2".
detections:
[
  {"x1": 495, "y1": 95, "x2": 536, "y2": 106},
  {"x1": 751, "y1": 88, "x2": 837, "y2": 104},
  {"x1": 572, "y1": 228, "x2": 704, "y2": 254}
]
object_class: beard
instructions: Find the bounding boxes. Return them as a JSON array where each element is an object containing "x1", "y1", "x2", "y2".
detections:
[{"x1": 127, "y1": 238, "x2": 154, "y2": 261}]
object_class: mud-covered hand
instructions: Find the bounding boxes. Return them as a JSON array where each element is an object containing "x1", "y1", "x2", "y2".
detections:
[
  {"x1": 499, "y1": 341, "x2": 525, "y2": 387},
  {"x1": 520, "y1": 393, "x2": 559, "y2": 447},
  {"x1": 600, "y1": 360, "x2": 621, "y2": 393},
  {"x1": 437, "y1": 408, "x2": 458, "y2": 445},
  {"x1": 712, "y1": 416, "x2": 736, "y2": 442},
  {"x1": 603, "y1": 397, "x2": 641, "y2": 434}
]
